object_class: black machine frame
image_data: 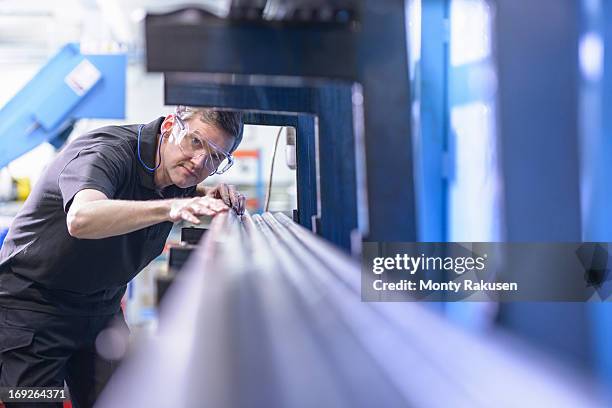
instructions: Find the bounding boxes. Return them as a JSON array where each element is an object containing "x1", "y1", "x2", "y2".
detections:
[{"x1": 146, "y1": 0, "x2": 417, "y2": 250}]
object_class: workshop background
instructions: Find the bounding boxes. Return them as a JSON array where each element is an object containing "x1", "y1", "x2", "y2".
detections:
[{"x1": 0, "y1": 0, "x2": 611, "y2": 407}]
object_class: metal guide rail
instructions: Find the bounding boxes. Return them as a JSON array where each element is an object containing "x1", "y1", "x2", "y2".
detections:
[{"x1": 97, "y1": 212, "x2": 608, "y2": 408}]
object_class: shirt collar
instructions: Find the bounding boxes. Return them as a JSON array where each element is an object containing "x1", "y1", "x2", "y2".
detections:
[{"x1": 136, "y1": 117, "x2": 165, "y2": 191}]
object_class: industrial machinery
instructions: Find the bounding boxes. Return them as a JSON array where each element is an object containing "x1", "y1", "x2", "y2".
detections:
[
  {"x1": 0, "y1": 43, "x2": 126, "y2": 168},
  {"x1": 144, "y1": 0, "x2": 417, "y2": 250}
]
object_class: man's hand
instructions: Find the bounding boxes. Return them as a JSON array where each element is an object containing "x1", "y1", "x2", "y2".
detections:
[
  {"x1": 169, "y1": 196, "x2": 229, "y2": 225},
  {"x1": 204, "y1": 184, "x2": 246, "y2": 215}
]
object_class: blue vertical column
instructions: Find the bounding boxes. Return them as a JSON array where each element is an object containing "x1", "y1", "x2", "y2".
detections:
[
  {"x1": 417, "y1": 0, "x2": 447, "y2": 242},
  {"x1": 580, "y1": 0, "x2": 612, "y2": 386},
  {"x1": 358, "y1": 0, "x2": 418, "y2": 241},
  {"x1": 494, "y1": 0, "x2": 591, "y2": 368},
  {"x1": 496, "y1": 0, "x2": 582, "y2": 241}
]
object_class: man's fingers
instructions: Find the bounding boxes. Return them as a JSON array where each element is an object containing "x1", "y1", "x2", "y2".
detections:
[
  {"x1": 236, "y1": 193, "x2": 246, "y2": 215},
  {"x1": 200, "y1": 196, "x2": 229, "y2": 212},
  {"x1": 194, "y1": 185, "x2": 245, "y2": 215},
  {"x1": 205, "y1": 185, "x2": 219, "y2": 198},
  {"x1": 217, "y1": 183, "x2": 231, "y2": 207},
  {"x1": 225, "y1": 185, "x2": 246, "y2": 215},
  {"x1": 169, "y1": 197, "x2": 230, "y2": 224},
  {"x1": 180, "y1": 210, "x2": 201, "y2": 224},
  {"x1": 227, "y1": 185, "x2": 240, "y2": 209},
  {"x1": 240, "y1": 194, "x2": 246, "y2": 215},
  {"x1": 207, "y1": 184, "x2": 233, "y2": 209},
  {"x1": 189, "y1": 203, "x2": 214, "y2": 217}
]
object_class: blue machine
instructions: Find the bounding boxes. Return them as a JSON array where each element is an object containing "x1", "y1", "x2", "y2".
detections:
[{"x1": 0, "y1": 43, "x2": 126, "y2": 168}]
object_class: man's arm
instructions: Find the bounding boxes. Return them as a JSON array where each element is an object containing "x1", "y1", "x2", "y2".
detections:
[{"x1": 66, "y1": 189, "x2": 228, "y2": 239}]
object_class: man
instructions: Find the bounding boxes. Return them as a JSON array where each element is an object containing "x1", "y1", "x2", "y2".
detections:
[{"x1": 0, "y1": 106, "x2": 245, "y2": 407}]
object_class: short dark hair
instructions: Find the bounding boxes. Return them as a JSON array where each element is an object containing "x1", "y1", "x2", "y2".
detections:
[{"x1": 177, "y1": 106, "x2": 244, "y2": 153}]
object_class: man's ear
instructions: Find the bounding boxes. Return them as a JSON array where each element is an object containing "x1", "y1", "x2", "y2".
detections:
[{"x1": 160, "y1": 115, "x2": 175, "y2": 137}]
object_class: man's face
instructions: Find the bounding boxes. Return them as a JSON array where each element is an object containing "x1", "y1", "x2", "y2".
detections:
[{"x1": 159, "y1": 115, "x2": 235, "y2": 188}]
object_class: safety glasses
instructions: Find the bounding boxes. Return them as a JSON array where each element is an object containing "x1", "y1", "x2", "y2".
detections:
[{"x1": 173, "y1": 108, "x2": 234, "y2": 176}]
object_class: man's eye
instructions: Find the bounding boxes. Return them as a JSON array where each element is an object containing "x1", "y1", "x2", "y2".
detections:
[{"x1": 190, "y1": 136, "x2": 204, "y2": 150}]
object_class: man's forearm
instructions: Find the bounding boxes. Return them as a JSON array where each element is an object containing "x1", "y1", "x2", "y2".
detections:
[{"x1": 67, "y1": 199, "x2": 172, "y2": 239}]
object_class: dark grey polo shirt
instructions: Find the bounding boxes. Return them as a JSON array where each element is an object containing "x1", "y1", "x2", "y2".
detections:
[{"x1": 0, "y1": 117, "x2": 195, "y2": 315}]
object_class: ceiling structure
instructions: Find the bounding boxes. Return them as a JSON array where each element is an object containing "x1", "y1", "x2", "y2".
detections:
[{"x1": 0, "y1": 0, "x2": 231, "y2": 63}]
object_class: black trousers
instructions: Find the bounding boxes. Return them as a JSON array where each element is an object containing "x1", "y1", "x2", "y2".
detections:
[{"x1": 0, "y1": 306, "x2": 128, "y2": 408}]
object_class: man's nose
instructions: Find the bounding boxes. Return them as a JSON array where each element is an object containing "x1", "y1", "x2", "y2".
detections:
[{"x1": 190, "y1": 154, "x2": 207, "y2": 170}]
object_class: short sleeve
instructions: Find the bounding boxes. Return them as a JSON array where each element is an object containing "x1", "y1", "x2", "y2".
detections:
[
  {"x1": 58, "y1": 144, "x2": 128, "y2": 212},
  {"x1": 160, "y1": 185, "x2": 197, "y2": 199}
]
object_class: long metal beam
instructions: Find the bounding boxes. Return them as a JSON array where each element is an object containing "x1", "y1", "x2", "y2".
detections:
[{"x1": 97, "y1": 211, "x2": 607, "y2": 408}]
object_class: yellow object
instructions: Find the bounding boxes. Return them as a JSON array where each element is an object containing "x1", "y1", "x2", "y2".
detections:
[{"x1": 15, "y1": 178, "x2": 31, "y2": 201}]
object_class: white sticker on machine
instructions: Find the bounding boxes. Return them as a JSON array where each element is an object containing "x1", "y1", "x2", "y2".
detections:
[{"x1": 64, "y1": 59, "x2": 101, "y2": 96}]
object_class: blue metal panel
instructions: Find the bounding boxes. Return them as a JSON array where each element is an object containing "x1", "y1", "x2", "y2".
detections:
[
  {"x1": 0, "y1": 43, "x2": 126, "y2": 168},
  {"x1": 417, "y1": 0, "x2": 447, "y2": 242},
  {"x1": 33, "y1": 63, "x2": 99, "y2": 130},
  {"x1": 0, "y1": 45, "x2": 90, "y2": 166},
  {"x1": 579, "y1": 0, "x2": 612, "y2": 386},
  {"x1": 496, "y1": 0, "x2": 582, "y2": 242},
  {"x1": 357, "y1": 0, "x2": 417, "y2": 241},
  {"x1": 73, "y1": 52, "x2": 127, "y2": 119},
  {"x1": 494, "y1": 0, "x2": 591, "y2": 369},
  {"x1": 295, "y1": 115, "x2": 317, "y2": 231}
]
